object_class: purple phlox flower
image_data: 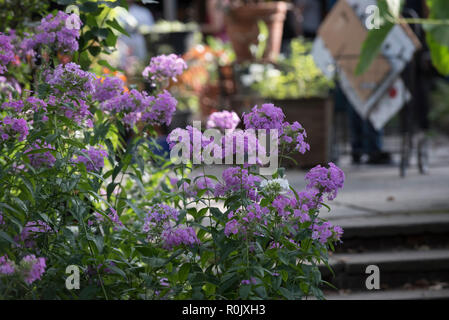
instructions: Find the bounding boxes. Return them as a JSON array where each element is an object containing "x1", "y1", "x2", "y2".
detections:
[
  {"x1": 311, "y1": 221, "x2": 343, "y2": 244},
  {"x1": 45, "y1": 62, "x2": 95, "y2": 98},
  {"x1": 73, "y1": 146, "x2": 108, "y2": 172},
  {"x1": 0, "y1": 116, "x2": 29, "y2": 142},
  {"x1": 243, "y1": 103, "x2": 285, "y2": 132},
  {"x1": 281, "y1": 121, "x2": 310, "y2": 155},
  {"x1": 92, "y1": 208, "x2": 123, "y2": 230},
  {"x1": 142, "y1": 54, "x2": 187, "y2": 83},
  {"x1": 161, "y1": 226, "x2": 200, "y2": 250},
  {"x1": 0, "y1": 255, "x2": 15, "y2": 275},
  {"x1": 20, "y1": 254, "x2": 46, "y2": 284},
  {"x1": 29, "y1": 11, "x2": 82, "y2": 53},
  {"x1": 305, "y1": 162, "x2": 345, "y2": 201},
  {"x1": 25, "y1": 140, "x2": 56, "y2": 168},
  {"x1": 206, "y1": 110, "x2": 240, "y2": 131},
  {"x1": 143, "y1": 204, "x2": 180, "y2": 233},
  {"x1": 0, "y1": 33, "x2": 15, "y2": 74},
  {"x1": 92, "y1": 76, "x2": 124, "y2": 102},
  {"x1": 215, "y1": 167, "x2": 261, "y2": 202}
]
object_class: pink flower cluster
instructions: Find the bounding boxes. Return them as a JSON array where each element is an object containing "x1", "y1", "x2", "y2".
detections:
[
  {"x1": 207, "y1": 110, "x2": 240, "y2": 131},
  {"x1": 142, "y1": 54, "x2": 187, "y2": 83},
  {"x1": 73, "y1": 146, "x2": 108, "y2": 172}
]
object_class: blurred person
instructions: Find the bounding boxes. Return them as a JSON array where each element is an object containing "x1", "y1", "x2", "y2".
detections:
[
  {"x1": 116, "y1": 0, "x2": 155, "y2": 65},
  {"x1": 200, "y1": 0, "x2": 229, "y2": 42},
  {"x1": 326, "y1": 0, "x2": 391, "y2": 164}
]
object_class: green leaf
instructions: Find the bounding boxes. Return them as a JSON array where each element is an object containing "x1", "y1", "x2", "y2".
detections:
[
  {"x1": 239, "y1": 285, "x2": 251, "y2": 299},
  {"x1": 178, "y1": 263, "x2": 191, "y2": 282},
  {"x1": 106, "y1": 19, "x2": 130, "y2": 37},
  {"x1": 0, "y1": 231, "x2": 17, "y2": 245},
  {"x1": 356, "y1": 1, "x2": 394, "y2": 75},
  {"x1": 279, "y1": 287, "x2": 294, "y2": 300},
  {"x1": 426, "y1": 31, "x2": 449, "y2": 75}
]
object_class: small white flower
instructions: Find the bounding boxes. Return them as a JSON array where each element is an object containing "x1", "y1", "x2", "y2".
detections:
[{"x1": 260, "y1": 178, "x2": 290, "y2": 193}]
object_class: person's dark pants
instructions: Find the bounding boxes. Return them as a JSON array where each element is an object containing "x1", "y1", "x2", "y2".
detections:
[{"x1": 334, "y1": 86, "x2": 383, "y2": 158}]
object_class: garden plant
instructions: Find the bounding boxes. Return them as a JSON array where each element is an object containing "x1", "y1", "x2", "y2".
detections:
[{"x1": 0, "y1": 5, "x2": 345, "y2": 300}]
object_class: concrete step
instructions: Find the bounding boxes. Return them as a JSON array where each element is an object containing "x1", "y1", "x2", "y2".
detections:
[
  {"x1": 321, "y1": 249, "x2": 449, "y2": 290},
  {"x1": 333, "y1": 212, "x2": 449, "y2": 252},
  {"x1": 324, "y1": 288, "x2": 449, "y2": 300}
]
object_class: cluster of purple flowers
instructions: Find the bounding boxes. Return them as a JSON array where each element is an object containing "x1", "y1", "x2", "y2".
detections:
[
  {"x1": 92, "y1": 76, "x2": 124, "y2": 103},
  {"x1": 2, "y1": 96, "x2": 47, "y2": 117},
  {"x1": 142, "y1": 54, "x2": 187, "y2": 83},
  {"x1": 73, "y1": 146, "x2": 108, "y2": 172},
  {"x1": 25, "y1": 141, "x2": 56, "y2": 168},
  {"x1": 161, "y1": 226, "x2": 200, "y2": 250},
  {"x1": 215, "y1": 167, "x2": 261, "y2": 202},
  {"x1": 311, "y1": 222, "x2": 343, "y2": 244},
  {"x1": 0, "y1": 211, "x2": 4, "y2": 225},
  {"x1": 241, "y1": 278, "x2": 257, "y2": 285},
  {"x1": 0, "y1": 116, "x2": 29, "y2": 142},
  {"x1": 142, "y1": 204, "x2": 199, "y2": 249},
  {"x1": 243, "y1": 103, "x2": 285, "y2": 132},
  {"x1": 0, "y1": 255, "x2": 15, "y2": 275},
  {"x1": 207, "y1": 110, "x2": 240, "y2": 131},
  {"x1": 90, "y1": 209, "x2": 123, "y2": 231},
  {"x1": 170, "y1": 176, "x2": 216, "y2": 198},
  {"x1": 305, "y1": 162, "x2": 345, "y2": 200},
  {"x1": 15, "y1": 220, "x2": 52, "y2": 248},
  {"x1": 141, "y1": 90, "x2": 177, "y2": 126},
  {"x1": 167, "y1": 125, "x2": 213, "y2": 162},
  {"x1": 142, "y1": 204, "x2": 180, "y2": 232},
  {"x1": 0, "y1": 33, "x2": 15, "y2": 74},
  {"x1": 23, "y1": 11, "x2": 81, "y2": 53},
  {"x1": 224, "y1": 203, "x2": 269, "y2": 238},
  {"x1": 100, "y1": 89, "x2": 177, "y2": 127},
  {"x1": 21, "y1": 254, "x2": 47, "y2": 284},
  {"x1": 45, "y1": 62, "x2": 95, "y2": 99},
  {"x1": 281, "y1": 121, "x2": 310, "y2": 154}
]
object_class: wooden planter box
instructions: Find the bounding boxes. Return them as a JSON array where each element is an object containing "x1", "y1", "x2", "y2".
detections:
[
  {"x1": 230, "y1": 96, "x2": 333, "y2": 168},
  {"x1": 273, "y1": 98, "x2": 333, "y2": 168}
]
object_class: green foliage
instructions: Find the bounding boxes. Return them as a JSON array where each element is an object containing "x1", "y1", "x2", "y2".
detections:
[
  {"x1": 248, "y1": 39, "x2": 334, "y2": 99},
  {"x1": 357, "y1": 0, "x2": 449, "y2": 76}
]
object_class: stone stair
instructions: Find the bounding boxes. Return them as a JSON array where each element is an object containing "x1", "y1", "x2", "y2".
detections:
[{"x1": 321, "y1": 211, "x2": 449, "y2": 299}]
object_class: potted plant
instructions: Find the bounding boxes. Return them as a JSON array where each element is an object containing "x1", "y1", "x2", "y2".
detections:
[
  {"x1": 235, "y1": 38, "x2": 335, "y2": 167},
  {"x1": 224, "y1": 0, "x2": 290, "y2": 63},
  {"x1": 141, "y1": 20, "x2": 200, "y2": 57}
]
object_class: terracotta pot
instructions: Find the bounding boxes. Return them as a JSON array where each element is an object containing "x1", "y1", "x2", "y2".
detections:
[{"x1": 225, "y1": 2, "x2": 289, "y2": 63}]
